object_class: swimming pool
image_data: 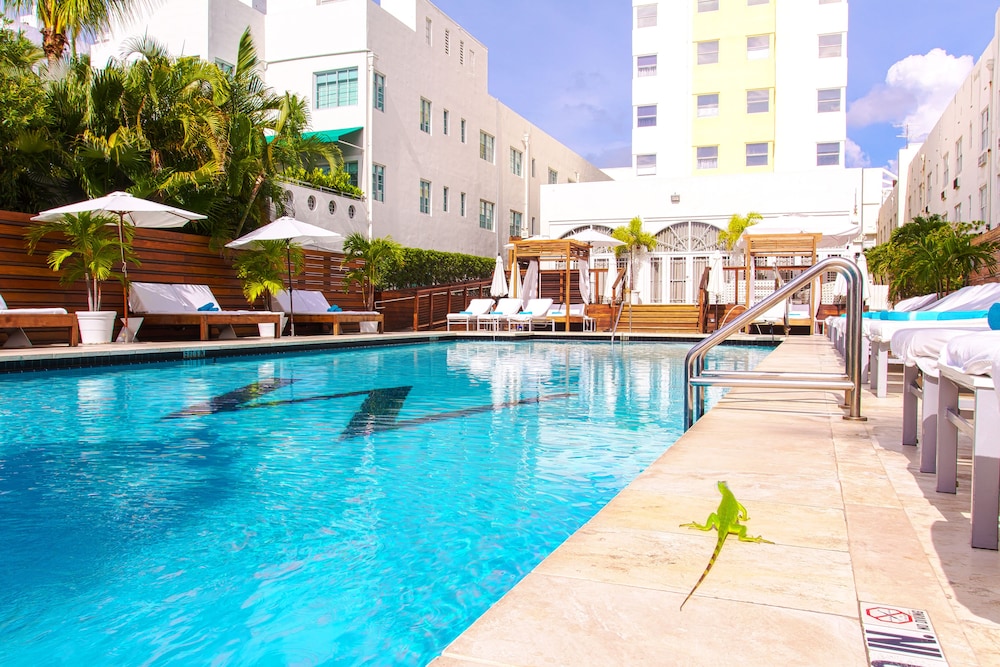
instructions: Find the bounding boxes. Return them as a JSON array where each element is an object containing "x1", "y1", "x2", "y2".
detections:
[{"x1": 0, "y1": 340, "x2": 771, "y2": 665}]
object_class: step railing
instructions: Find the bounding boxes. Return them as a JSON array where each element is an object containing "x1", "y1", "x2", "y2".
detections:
[{"x1": 683, "y1": 256, "x2": 866, "y2": 429}]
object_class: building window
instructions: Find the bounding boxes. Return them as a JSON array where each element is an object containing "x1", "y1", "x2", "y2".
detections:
[
  {"x1": 747, "y1": 0, "x2": 769, "y2": 5},
  {"x1": 373, "y1": 72, "x2": 385, "y2": 112},
  {"x1": 315, "y1": 67, "x2": 358, "y2": 108},
  {"x1": 943, "y1": 153, "x2": 950, "y2": 186},
  {"x1": 955, "y1": 138, "x2": 963, "y2": 173},
  {"x1": 636, "y1": 4, "x2": 656, "y2": 28},
  {"x1": 746, "y1": 89, "x2": 769, "y2": 114},
  {"x1": 697, "y1": 0, "x2": 719, "y2": 12},
  {"x1": 444, "y1": 29, "x2": 450, "y2": 54},
  {"x1": 510, "y1": 147, "x2": 523, "y2": 176},
  {"x1": 479, "y1": 131, "x2": 495, "y2": 162},
  {"x1": 817, "y1": 88, "x2": 841, "y2": 112},
  {"x1": 980, "y1": 185, "x2": 988, "y2": 220},
  {"x1": 345, "y1": 161, "x2": 359, "y2": 188},
  {"x1": 548, "y1": 168, "x2": 558, "y2": 184},
  {"x1": 697, "y1": 40, "x2": 720, "y2": 65},
  {"x1": 479, "y1": 200, "x2": 495, "y2": 230},
  {"x1": 637, "y1": 54, "x2": 657, "y2": 77},
  {"x1": 442, "y1": 109, "x2": 449, "y2": 135},
  {"x1": 746, "y1": 35, "x2": 770, "y2": 60},
  {"x1": 816, "y1": 142, "x2": 840, "y2": 166},
  {"x1": 459, "y1": 40, "x2": 464, "y2": 65},
  {"x1": 372, "y1": 164, "x2": 385, "y2": 202},
  {"x1": 419, "y1": 179, "x2": 431, "y2": 214},
  {"x1": 746, "y1": 142, "x2": 769, "y2": 167},
  {"x1": 636, "y1": 154, "x2": 656, "y2": 176},
  {"x1": 425, "y1": 17, "x2": 432, "y2": 45},
  {"x1": 954, "y1": 203, "x2": 962, "y2": 221},
  {"x1": 637, "y1": 104, "x2": 657, "y2": 127},
  {"x1": 215, "y1": 58, "x2": 234, "y2": 75},
  {"x1": 510, "y1": 210, "x2": 523, "y2": 238},
  {"x1": 460, "y1": 192, "x2": 467, "y2": 217},
  {"x1": 696, "y1": 94, "x2": 719, "y2": 118},
  {"x1": 442, "y1": 186, "x2": 449, "y2": 212},
  {"x1": 460, "y1": 118, "x2": 467, "y2": 143},
  {"x1": 818, "y1": 33, "x2": 843, "y2": 58},
  {"x1": 981, "y1": 108, "x2": 989, "y2": 150},
  {"x1": 420, "y1": 98, "x2": 431, "y2": 133},
  {"x1": 696, "y1": 146, "x2": 718, "y2": 170}
]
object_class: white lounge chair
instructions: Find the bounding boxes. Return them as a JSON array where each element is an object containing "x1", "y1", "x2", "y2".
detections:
[
  {"x1": 539, "y1": 303, "x2": 596, "y2": 332},
  {"x1": 0, "y1": 292, "x2": 78, "y2": 347},
  {"x1": 446, "y1": 298, "x2": 494, "y2": 331},
  {"x1": 129, "y1": 282, "x2": 282, "y2": 340},
  {"x1": 275, "y1": 289, "x2": 383, "y2": 335},
  {"x1": 507, "y1": 298, "x2": 554, "y2": 331},
  {"x1": 935, "y1": 329, "x2": 1000, "y2": 549},
  {"x1": 477, "y1": 298, "x2": 523, "y2": 331}
]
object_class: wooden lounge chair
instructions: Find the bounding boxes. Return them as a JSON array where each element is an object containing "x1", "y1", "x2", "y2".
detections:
[
  {"x1": 0, "y1": 293, "x2": 79, "y2": 347},
  {"x1": 275, "y1": 290, "x2": 383, "y2": 335},
  {"x1": 129, "y1": 282, "x2": 282, "y2": 341}
]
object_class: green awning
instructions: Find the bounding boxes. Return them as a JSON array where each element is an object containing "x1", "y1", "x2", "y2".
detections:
[
  {"x1": 301, "y1": 126, "x2": 363, "y2": 143},
  {"x1": 266, "y1": 126, "x2": 363, "y2": 144}
]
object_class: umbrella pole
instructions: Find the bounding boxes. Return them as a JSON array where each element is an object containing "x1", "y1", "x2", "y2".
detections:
[
  {"x1": 286, "y1": 241, "x2": 295, "y2": 337},
  {"x1": 118, "y1": 216, "x2": 129, "y2": 336}
]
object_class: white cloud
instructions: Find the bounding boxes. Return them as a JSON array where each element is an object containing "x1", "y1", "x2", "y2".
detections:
[
  {"x1": 847, "y1": 48, "x2": 974, "y2": 141},
  {"x1": 845, "y1": 138, "x2": 870, "y2": 168}
]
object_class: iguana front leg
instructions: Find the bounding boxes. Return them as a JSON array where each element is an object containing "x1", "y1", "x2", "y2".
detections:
[{"x1": 680, "y1": 512, "x2": 720, "y2": 532}]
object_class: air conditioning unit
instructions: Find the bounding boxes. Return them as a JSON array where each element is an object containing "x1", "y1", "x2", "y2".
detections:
[
  {"x1": 941, "y1": 190, "x2": 947, "y2": 201},
  {"x1": 953, "y1": 177, "x2": 960, "y2": 189},
  {"x1": 979, "y1": 151, "x2": 988, "y2": 167}
]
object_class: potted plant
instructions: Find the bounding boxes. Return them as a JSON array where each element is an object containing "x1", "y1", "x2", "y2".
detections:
[
  {"x1": 341, "y1": 232, "x2": 403, "y2": 332},
  {"x1": 25, "y1": 211, "x2": 135, "y2": 344},
  {"x1": 231, "y1": 239, "x2": 302, "y2": 337}
]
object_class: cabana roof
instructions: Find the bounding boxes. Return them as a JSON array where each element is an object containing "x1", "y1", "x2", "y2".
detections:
[{"x1": 511, "y1": 238, "x2": 591, "y2": 262}]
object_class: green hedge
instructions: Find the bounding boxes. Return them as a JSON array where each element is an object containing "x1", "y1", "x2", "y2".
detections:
[{"x1": 384, "y1": 247, "x2": 495, "y2": 290}]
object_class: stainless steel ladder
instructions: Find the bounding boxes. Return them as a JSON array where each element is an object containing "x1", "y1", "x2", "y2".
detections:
[{"x1": 683, "y1": 256, "x2": 866, "y2": 429}]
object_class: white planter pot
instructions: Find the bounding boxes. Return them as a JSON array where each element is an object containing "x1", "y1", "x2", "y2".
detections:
[
  {"x1": 76, "y1": 310, "x2": 117, "y2": 345},
  {"x1": 360, "y1": 320, "x2": 379, "y2": 334},
  {"x1": 258, "y1": 322, "x2": 276, "y2": 338}
]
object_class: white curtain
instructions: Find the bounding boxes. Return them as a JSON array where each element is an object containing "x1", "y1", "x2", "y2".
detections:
[
  {"x1": 521, "y1": 259, "x2": 539, "y2": 307},
  {"x1": 578, "y1": 259, "x2": 591, "y2": 304}
]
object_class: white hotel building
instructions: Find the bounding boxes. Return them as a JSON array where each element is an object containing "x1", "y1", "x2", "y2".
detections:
[
  {"x1": 90, "y1": 0, "x2": 610, "y2": 258},
  {"x1": 541, "y1": 0, "x2": 892, "y2": 305},
  {"x1": 877, "y1": 9, "x2": 1000, "y2": 244}
]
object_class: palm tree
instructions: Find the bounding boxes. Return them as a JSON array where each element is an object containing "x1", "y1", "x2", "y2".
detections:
[
  {"x1": 232, "y1": 239, "x2": 303, "y2": 311},
  {"x1": 612, "y1": 216, "x2": 657, "y2": 300},
  {"x1": 4, "y1": 0, "x2": 145, "y2": 66},
  {"x1": 718, "y1": 211, "x2": 762, "y2": 251},
  {"x1": 341, "y1": 233, "x2": 404, "y2": 311}
]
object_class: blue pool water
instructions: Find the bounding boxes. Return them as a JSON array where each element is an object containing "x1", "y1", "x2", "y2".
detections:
[{"x1": 0, "y1": 340, "x2": 770, "y2": 666}]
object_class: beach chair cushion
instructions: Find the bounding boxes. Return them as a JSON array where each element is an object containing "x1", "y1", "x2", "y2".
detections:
[
  {"x1": 173, "y1": 284, "x2": 221, "y2": 311},
  {"x1": 941, "y1": 330, "x2": 1000, "y2": 376},
  {"x1": 275, "y1": 290, "x2": 333, "y2": 314},
  {"x1": 130, "y1": 282, "x2": 186, "y2": 313}
]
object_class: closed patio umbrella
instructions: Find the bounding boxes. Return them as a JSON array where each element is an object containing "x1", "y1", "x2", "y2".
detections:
[
  {"x1": 490, "y1": 255, "x2": 508, "y2": 298},
  {"x1": 226, "y1": 216, "x2": 342, "y2": 336},
  {"x1": 34, "y1": 191, "x2": 206, "y2": 334},
  {"x1": 707, "y1": 251, "x2": 725, "y2": 304}
]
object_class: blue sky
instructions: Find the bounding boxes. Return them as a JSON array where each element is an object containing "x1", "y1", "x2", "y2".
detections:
[{"x1": 431, "y1": 0, "x2": 1000, "y2": 173}]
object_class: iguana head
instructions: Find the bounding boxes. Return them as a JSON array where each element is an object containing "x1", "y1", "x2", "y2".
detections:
[{"x1": 717, "y1": 480, "x2": 729, "y2": 493}]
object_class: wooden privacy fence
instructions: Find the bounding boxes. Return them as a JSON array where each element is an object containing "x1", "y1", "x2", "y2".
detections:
[{"x1": 0, "y1": 210, "x2": 365, "y2": 339}]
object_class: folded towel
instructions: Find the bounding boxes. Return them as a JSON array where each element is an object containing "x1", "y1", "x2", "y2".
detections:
[
  {"x1": 990, "y1": 303, "x2": 1000, "y2": 330},
  {"x1": 459, "y1": 310, "x2": 472, "y2": 315},
  {"x1": 327, "y1": 304, "x2": 342, "y2": 312},
  {"x1": 198, "y1": 303, "x2": 219, "y2": 311}
]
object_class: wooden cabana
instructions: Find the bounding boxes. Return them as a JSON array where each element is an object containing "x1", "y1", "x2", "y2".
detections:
[
  {"x1": 742, "y1": 232, "x2": 820, "y2": 333},
  {"x1": 510, "y1": 238, "x2": 591, "y2": 332}
]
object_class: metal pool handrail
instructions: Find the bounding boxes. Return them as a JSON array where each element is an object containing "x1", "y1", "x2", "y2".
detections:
[{"x1": 683, "y1": 256, "x2": 866, "y2": 429}]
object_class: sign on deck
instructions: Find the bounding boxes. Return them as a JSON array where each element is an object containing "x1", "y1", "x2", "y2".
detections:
[{"x1": 860, "y1": 602, "x2": 948, "y2": 667}]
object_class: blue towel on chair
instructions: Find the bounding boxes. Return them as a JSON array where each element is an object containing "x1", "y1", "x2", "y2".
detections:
[
  {"x1": 989, "y1": 303, "x2": 1000, "y2": 330},
  {"x1": 198, "y1": 303, "x2": 219, "y2": 311},
  {"x1": 327, "y1": 304, "x2": 342, "y2": 312},
  {"x1": 459, "y1": 310, "x2": 472, "y2": 314}
]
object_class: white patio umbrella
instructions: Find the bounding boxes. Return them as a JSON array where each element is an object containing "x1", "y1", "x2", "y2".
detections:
[
  {"x1": 490, "y1": 255, "x2": 508, "y2": 298},
  {"x1": 33, "y1": 191, "x2": 207, "y2": 331},
  {"x1": 707, "y1": 251, "x2": 725, "y2": 303},
  {"x1": 569, "y1": 228, "x2": 625, "y2": 248},
  {"x1": 226, "y1": 216, "x2": 342, "y2": 336}
]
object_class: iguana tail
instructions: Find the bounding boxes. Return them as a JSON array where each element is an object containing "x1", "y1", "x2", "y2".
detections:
[{"x1": 679, "y1": 536, "x2": 725, "y2": 611}]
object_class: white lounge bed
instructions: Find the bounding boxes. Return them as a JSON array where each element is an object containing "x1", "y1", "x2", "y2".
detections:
[
  {"x1": 477, "y1": 298, "x2": 523, "y2": 331},
  {"x1": 935, "y1": 330, "x2": 1000, "y2": 549},
  {"x1": 275, "y1": 290, "x2": 383, "y2": 335},
  {"x1": 0, "y1": 292, "x2": 78, "y2": 347},
  {"x1": 129, "y1": 282, "x2": 282, "y2": 340},
  {"x1": 507, "y1": 298, "x2": 554, "y2": 331},
  {"x1": 446, "y1": 298, "x2": 494, "y2": 331}
]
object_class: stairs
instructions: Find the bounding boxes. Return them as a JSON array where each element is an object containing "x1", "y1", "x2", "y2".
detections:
[{"x1": 615, "y1": 303, "x2": 701, "y2": 333}]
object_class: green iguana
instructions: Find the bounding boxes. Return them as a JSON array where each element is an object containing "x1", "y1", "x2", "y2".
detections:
[{"x1": 679, "y1": 481, "x2": 773, "y2": 610}]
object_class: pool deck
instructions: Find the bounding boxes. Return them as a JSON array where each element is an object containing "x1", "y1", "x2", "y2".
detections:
[
  {"x1": 430, "y1": 335, "x2": 1000, "y2": 667},
  {"x1": 3, "y1": 333, "x2": 998, "y2": 665}
]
